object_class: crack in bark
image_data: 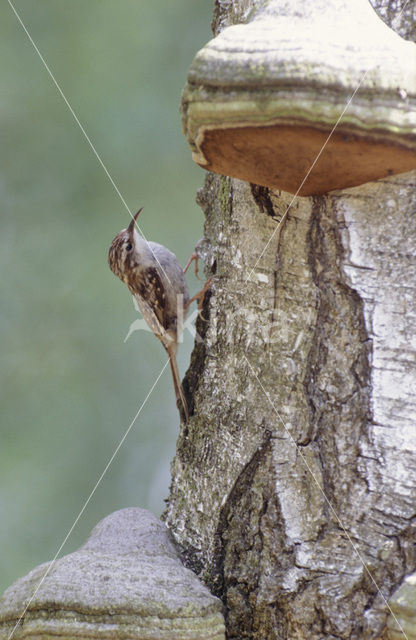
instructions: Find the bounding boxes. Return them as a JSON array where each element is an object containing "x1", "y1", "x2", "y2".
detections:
[
  {"x1": 208, "y1": 430, "x2": 274, "y2": 599},
  {"x1": 250, "y1": 184, "x2": 276, "y2": 219}
]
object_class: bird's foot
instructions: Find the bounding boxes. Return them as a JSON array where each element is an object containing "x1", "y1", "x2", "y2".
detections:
[
  {"x1": 183, "y1": 251, "x2": 202, "y2": 280},
  {"x1": 185, "y1": 276, "x2": 213, "y2": 319}
]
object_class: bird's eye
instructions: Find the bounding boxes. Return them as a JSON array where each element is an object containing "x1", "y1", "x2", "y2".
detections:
[{"x1": 126, "y1": 243, "x2": 133, "y2": 251}]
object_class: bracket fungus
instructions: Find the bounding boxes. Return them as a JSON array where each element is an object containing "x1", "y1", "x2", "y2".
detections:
[
  {"x1": 387, "y1": 572, "x2": 416, "y2": 640},
  {"x1": 182, "y1": 0, "x2": 416, "y2": 195},
  {"x1": 0, "y1": 508, "x2": 225, "y2": 640}
]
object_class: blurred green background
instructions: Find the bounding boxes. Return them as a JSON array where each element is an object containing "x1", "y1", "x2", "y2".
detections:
[{"x1": 0, "y1": 0, "x2": 212, "y2": 593}]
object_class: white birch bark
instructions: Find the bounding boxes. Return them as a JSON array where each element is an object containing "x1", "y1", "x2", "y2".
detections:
[{"x1": 165, "y1": 2, "x2": 416, "y2": 639}]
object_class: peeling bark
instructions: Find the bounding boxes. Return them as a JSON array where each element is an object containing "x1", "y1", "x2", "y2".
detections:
[{"x1": 165, "y1": 2, "x2": 416, "y2": 639}]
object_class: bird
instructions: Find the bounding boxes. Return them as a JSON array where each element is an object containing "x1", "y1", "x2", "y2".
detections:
[{"x1": 108, "y1": 208, "x2": 190, "y2": 421}]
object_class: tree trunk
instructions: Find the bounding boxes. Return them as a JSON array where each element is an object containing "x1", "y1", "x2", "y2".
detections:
[{"x1": 164, "y1": 2, "x2": 416, "y2": 639}]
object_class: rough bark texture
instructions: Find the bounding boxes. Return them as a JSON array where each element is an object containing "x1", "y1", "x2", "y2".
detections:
[
  {"x1": 370, "y1": 0, "x2": 416, "y2": 40},
  {"x1": 165, "y1": 2, "x2": 416, "y2": 639}
]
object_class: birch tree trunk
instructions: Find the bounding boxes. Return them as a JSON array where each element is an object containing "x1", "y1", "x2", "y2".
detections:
[{"x1": 164, "y1": 2, "x2": 416, "y2": 639}]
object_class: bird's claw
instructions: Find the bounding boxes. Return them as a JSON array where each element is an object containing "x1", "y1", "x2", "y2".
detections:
[
  {"x1": 185, "y1": 276, "x2": 213, "y2": 320},
  {"x1": 183, "y1": 251, "x2": 202, "y2": 280}
]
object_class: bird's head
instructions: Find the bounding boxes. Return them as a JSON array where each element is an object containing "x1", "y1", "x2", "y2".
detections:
[{"x1": 108, "y1": 207, "x2": 143, "y2": 283}]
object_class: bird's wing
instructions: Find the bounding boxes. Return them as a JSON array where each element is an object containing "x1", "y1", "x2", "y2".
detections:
[
  {"x1": 131, "y1": 266, "x2": 172, "y2": 338},
  {"x1": 148, "y1": 242, "x2": 189, "y2": 305}
]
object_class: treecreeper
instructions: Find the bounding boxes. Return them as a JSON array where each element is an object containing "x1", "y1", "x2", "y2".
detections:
[{"x1": 108, "y1": 208, "x2": 190, "y2": 420}]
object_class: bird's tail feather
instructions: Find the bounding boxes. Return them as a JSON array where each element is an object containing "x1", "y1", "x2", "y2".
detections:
[{"x1": 167, "y1": 345, "x2": 189, "y2": 422}]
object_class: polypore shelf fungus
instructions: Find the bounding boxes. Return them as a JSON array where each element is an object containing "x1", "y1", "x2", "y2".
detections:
[
  {"x1": 181, "y1": 0, "x2": 416, "y2": 196},
  {"x1": 0, "y1": 509, "x2": 225, "y2": 640}
]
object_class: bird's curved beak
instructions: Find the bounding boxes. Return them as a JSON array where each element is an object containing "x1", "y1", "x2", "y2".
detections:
[{"x1": 127, "y1": 207, "x2": 144, "y2": 240}]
